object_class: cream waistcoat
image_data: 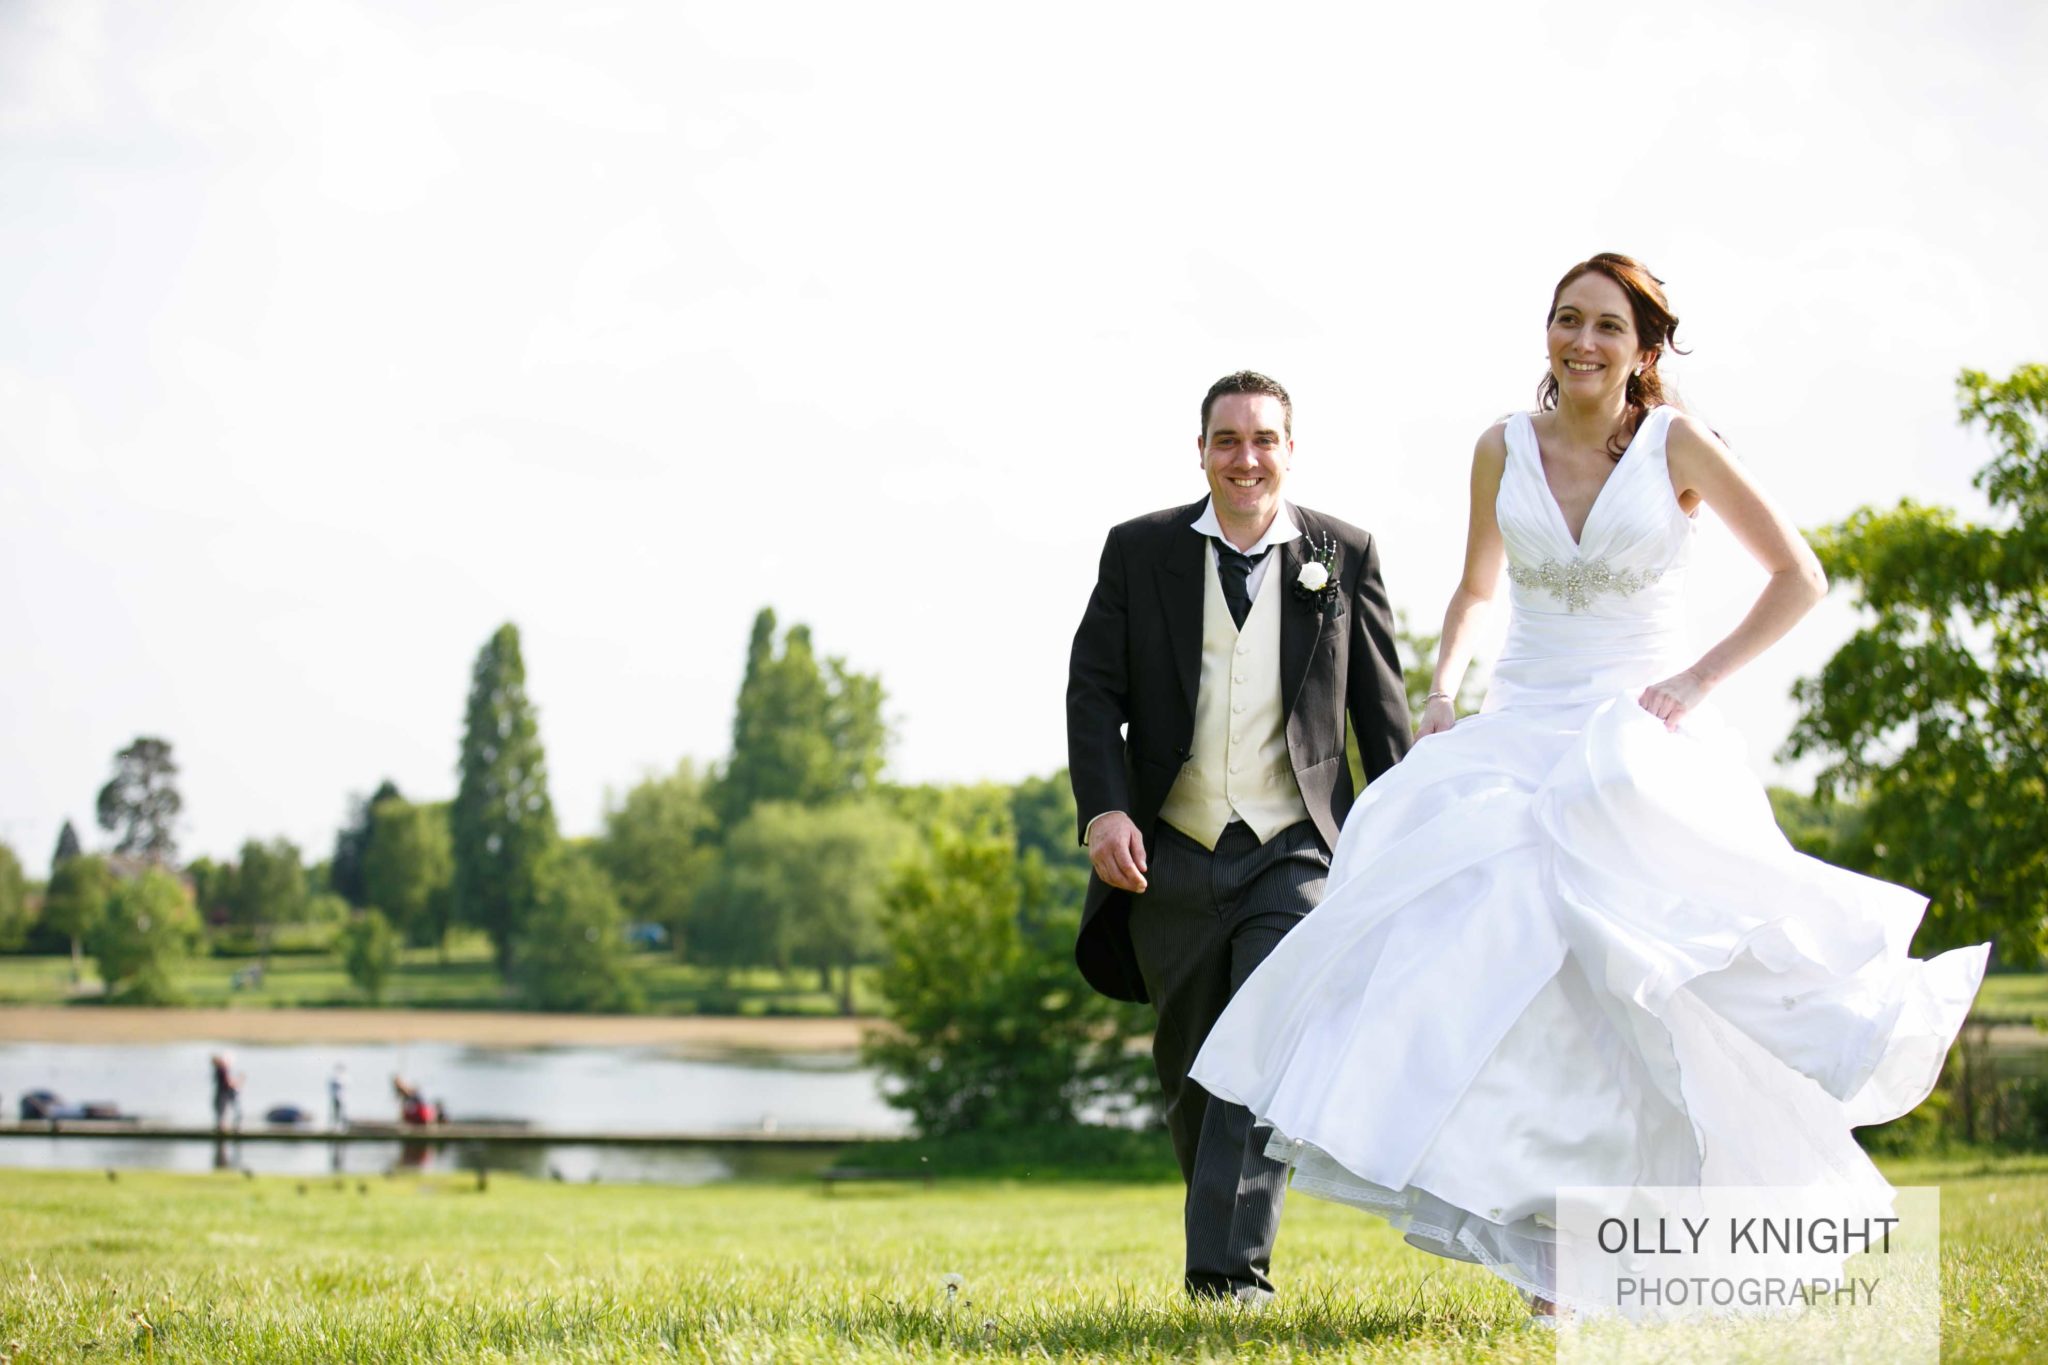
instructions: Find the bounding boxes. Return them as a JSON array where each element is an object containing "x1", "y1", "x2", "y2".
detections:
[{"x1": 1156, "y1": 544, "x2": 1310, "y2": 849}]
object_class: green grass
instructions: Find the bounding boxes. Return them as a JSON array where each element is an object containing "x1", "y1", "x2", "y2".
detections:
[
  {"x1": 1976, "y1": 971, "x2": 2048, "y2": 1025},
  {"x1": 1, "y1": 1155, "x2": 2042, "y2": 1362},
  {"x1": 0, "y1": 936, "x2": 885, "y2": 1018},
  {"x1": 834, "y1": 1124, "x2": 1181, "y2": 1182},
  {"x1": 0, "y1": 953, "x2": 92, "y2": 1004}
]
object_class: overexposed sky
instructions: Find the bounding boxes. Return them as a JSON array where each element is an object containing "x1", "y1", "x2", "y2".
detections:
[{"x1": 4, "y1": 0, "x2": 2044, "y2": 867}]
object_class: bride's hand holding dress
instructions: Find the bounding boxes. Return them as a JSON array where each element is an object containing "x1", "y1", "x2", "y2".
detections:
[{"x1": 1630, "y1": 399, "x2": 1831, "y2": 731}]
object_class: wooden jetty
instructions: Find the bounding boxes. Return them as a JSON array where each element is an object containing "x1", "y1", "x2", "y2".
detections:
[{"x1": 0, "y1": 1119, "x2": 894, "y2": 1148}]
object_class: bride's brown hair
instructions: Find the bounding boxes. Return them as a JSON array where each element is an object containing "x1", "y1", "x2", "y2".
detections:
[{"x1": 1537, "y1": 253, "x2": 1686, "y2": 461}]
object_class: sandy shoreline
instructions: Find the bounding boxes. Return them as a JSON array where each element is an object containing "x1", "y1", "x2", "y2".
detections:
[{"x1": 0, "y1": 1005, "x2": 876, "y2": 1052}]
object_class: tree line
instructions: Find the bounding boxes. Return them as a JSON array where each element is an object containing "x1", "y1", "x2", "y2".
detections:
[
  {"x1": 1, "y1": 362, "x2": 2040, "y2": 1137},
  {"x1": 2, "y1": 603, "x2": 1158, "y2": 1132},
  {"x1": 5, "y1": 590, "x2": 1463, "y2": 1018},
  {"x1": 7, "y1": 609, "x2": 934, "y2": 1010}
]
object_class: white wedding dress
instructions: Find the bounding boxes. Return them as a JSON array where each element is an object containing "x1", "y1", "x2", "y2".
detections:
[{"x1": 1187, "y1": 407, "x2": 1988, "y2": 1304}]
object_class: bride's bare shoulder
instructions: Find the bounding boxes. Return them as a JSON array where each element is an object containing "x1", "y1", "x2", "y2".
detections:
[
  {"x1": 1663, "y1": 408, "x2": 1737, "y2": 480},
  {"x1": 1472, "y1": 418, "x2": 1512, "y2": 477}
]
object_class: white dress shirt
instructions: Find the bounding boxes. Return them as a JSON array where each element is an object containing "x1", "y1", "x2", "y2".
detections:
[{"x1": 1190, "y1": 498, "x2": 1302, "y2": 600}]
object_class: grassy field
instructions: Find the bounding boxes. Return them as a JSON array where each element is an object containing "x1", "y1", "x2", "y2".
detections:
[
  {"x1": 1976, "y1": 971, "x2": 2048, "y2": 1023},
  {"x1": 0, "y1": 936, "x2": 884, "y2": 1018},
  {"x1": 1, "y1": 1155, "x2": 2042, "y2": 1362}
]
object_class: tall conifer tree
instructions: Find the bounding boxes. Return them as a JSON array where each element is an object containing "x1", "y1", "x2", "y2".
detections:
[
  {"x1": 712, "y1": 608, "x2": 888, "y2": 825},
  {"x1": 51, "y1": 819, "x2": 82, "y2": 872},
  {"x1": 452, "y1": 623, "x2": 557, "y2": 974},
  {"x1": 330, "y1": 779, "x2": 402, "y2": 907}
]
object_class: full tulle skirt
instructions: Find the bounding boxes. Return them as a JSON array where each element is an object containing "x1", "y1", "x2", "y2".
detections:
[{"x1": 1186, "y1": 692, "x2": 1987, "y2": 1304}]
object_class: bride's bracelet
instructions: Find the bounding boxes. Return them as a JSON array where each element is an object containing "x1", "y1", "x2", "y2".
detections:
[{"x1": 1425, "y1": 690, "x2": 1454, "y2": 704}]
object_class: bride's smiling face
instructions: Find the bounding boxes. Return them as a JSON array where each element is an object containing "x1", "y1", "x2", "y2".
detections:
[{"x1": 1547, "y1": 273, "x2": 1655, "y2": 403}]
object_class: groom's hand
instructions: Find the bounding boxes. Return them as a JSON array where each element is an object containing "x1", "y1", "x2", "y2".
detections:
[{"x1": 1087, "y1": 812, "x2": 1149, "y2": 893}]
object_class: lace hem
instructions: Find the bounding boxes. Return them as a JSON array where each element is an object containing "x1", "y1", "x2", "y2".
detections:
[{"x1": 1262, "y1": 1127, "x2": 1566, "y2": 1308}]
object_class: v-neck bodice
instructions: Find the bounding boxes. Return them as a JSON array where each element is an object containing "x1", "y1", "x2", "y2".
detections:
[
  {"x1": 1487, "y1": 406, "x2": 1696, "y2": 709},
  {"x1": 1533, "y1": 410, "x2": 1655, "y2": 548},
  {"x1": 1502, "y1": 408, "x2": 1685, "y2": 559}
]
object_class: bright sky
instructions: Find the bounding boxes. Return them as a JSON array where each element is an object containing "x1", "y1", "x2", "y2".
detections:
[{"x1": 4, "y1": 0, "x2": 2044, "y2": 869}]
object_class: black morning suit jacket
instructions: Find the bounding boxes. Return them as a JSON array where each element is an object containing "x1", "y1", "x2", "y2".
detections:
[{"x1": 1066, "y1": 499, "x2": 1414, "y2": 1003}]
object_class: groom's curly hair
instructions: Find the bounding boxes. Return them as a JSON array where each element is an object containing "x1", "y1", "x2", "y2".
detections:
[{"x1": 1201, "y1": 371, "x2": 1292, "y2": 440}]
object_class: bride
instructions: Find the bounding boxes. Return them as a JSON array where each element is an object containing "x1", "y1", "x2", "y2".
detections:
[{"x1": 1187, "y1": 252, "x2": 1988, "y2": 1316}]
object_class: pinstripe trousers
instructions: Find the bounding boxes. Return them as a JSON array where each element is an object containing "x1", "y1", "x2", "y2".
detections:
[{"x1": 1128, "y1": 817, "x2": 1330, "y2": 1302}]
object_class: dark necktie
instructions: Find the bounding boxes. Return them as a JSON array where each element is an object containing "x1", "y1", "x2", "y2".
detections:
[{"x1": 1216, "y1": 541, "x2": 1268, "y2": 629}]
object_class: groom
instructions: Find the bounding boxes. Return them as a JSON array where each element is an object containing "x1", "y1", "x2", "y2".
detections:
[{"x1": 1067, "y1": 370, "x2": 1411, "y2": 1302}]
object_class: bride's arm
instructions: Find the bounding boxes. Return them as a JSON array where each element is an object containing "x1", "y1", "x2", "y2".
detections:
[
  {"x1": 1420, "y1": 424, "x2": 1509, "y2": 738},
  {"x1": 1638, "y1": 411, "x2": 1828, "y2": 729}
]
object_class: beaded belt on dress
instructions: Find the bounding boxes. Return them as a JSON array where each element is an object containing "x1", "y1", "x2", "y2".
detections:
[{"x1": 1506, "y1": 556, "x2": 1665, "y2": 613}]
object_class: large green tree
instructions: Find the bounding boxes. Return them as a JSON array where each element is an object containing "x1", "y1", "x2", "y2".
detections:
[
  {"x1": 40, "y1": 854, "x2": 112, "y2": 981},
  {"x1": 0, "y1": 842, "x2": 28, "y2": 951},
  {"x1": 228, "y1": 838, "x2": 306, "y2": 961},
  {"x1": 452, "y1": 623, "x2": 558, "y2": 975},
  {"x1": 88, "y1": 868, "x2": 203, "y2": 1003},
  {"x1": 881, "y1": 780, "x2": 1014, "y2": 843},
  {"x1": 95, "y1": 736, "x2": 181, "y2": 863},
  {"x1": 700, "y1": 801, "x2": 912, "y2": 1012},
  {"x1": 1009, "y1": 771, "x2": 1090, "y2": 873},
  {"x1": 593, "y1": 762, "x2": 717, "y2": 958},
  {"x1": 330, "y1": 778, "x2": 402, "y2": 907},
  {"x1": 185, "y1": 856, "x2": 233, "y2": 925},
  {"x1": 362, "y1": 798, "x2": 455, "y2": 952},
  {"x1": 1783, "y1": 363, "x2": 2048, "y2": 963},
  {"x1": 711, "y1": 608, "x2": 888, "y2": 826}
]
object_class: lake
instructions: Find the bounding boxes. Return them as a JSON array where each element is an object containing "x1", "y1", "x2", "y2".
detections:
[{"x1": 0, "y1": 1038, "x2": 908, "y2": 1183}]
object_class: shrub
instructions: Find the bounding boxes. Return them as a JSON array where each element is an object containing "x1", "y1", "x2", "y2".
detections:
[
  {"x1": 513, "y1": 852, "x2": 642, "y2": 1013},
  {"x1": 87, "y1": 869, "x2": 202, "y2": 1003},
  {"x1": 863, "y1": 828, "x2": 1151, "y2": 1137},
  {"x1": 338, "y1": 909, "x2": 402, "y2": 1003}
]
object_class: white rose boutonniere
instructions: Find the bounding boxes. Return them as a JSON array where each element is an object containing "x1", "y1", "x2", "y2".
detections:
[{"x1": 1289, "y1": 530, "x2": 1342, "y2": 617}]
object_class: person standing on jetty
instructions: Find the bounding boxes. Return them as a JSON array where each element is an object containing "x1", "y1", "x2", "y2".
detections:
[{"x1": 210, "y1": 1052, "x2": 243, "y2": 1133}]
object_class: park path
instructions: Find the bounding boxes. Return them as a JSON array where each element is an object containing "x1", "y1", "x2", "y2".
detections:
[{"x1": 0, "y1": 1005, "x2": 875, "y2": 1052}]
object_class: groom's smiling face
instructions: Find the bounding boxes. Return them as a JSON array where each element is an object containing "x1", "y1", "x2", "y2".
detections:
[{"x1": 1199, "y1": 393, "x2": 1293, "y2": 537}]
